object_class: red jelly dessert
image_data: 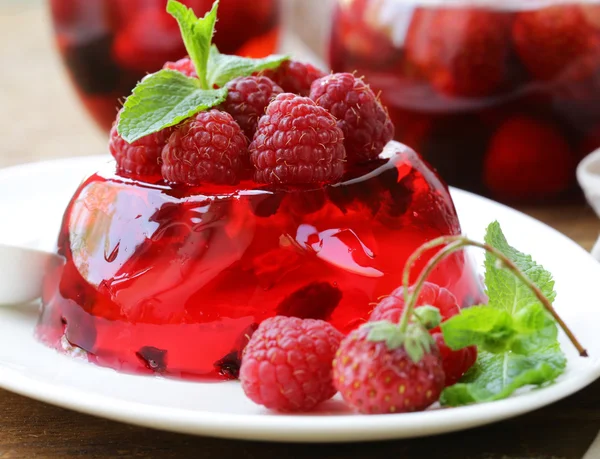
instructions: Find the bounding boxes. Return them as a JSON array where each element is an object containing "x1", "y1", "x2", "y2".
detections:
[{"x1": 37, "y1": 142, "x2": 483, "y2": 380}]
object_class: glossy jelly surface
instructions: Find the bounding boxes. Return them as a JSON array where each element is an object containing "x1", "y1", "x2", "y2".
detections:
[
  {"x1": 329, "y1": 0, "x2": 600, "y2": 202},
  {"x1": 49, "y1": 0, "x2": 280, "y2": 130},
  {"x1": 38, "y1": 142, "x2": 484, "y2": 381}
]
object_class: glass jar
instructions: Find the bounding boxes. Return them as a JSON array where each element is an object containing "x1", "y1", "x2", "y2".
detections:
[
  {"x1": 329, "y1": 0, "x2": 600, "y2": 202},
  {"x1": 49, "y1": 0, "x2": 281, "y2": 131}
]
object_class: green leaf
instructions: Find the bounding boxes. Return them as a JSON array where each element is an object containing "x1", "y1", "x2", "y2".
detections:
[
  {"x1": 441, "y1": 305, "x2": 516, "y2": 353},
  {"x1": 117, "y1": 69, "x2": 227, "y2": 143},
  {"x1": 167, "y1": 0, "x2": 218, "y2": 89},
  {"x1": 206, "y1": 45, "x2": 290, "y2": 88},
  {"x1": 440, "y1": 344, "x2": 566, "y2": 406},
  {"x1": 484, "y1": 221, "x2": 556, "y2": 314},
  {"x1": 511, "y1": 303, "x2": 558, "y2": 354},
  {"x1": 439, "y1": 222, "x2": 566, "y2": 406},
  {"x1": 414, "y1": 305, "x2": 442, "y2": 330}
]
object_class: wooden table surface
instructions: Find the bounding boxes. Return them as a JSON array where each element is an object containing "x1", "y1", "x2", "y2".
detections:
[{"x1": 1, "y1": 2, "x2": 600, "y2": 458}]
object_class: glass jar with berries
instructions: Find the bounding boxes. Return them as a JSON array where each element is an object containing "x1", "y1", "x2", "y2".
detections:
[
  {"x1": 328, "y1": 0, "x2": 600, "y2": 203},
  {"x1": 48, "y1": 0, "x2": 281, "y2": 131}
]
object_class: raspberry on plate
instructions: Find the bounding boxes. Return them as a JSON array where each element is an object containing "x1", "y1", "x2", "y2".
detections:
[
  {"x1": 163, "y1": 57, "x2": 197, "y2": 78},
  {"x1": 259, "y1": 60, "x2": 326, "y2": 96},
  {"x1": 239, "y1": 316, "x2": 343, "y2": 412},
  {"x1": 483, "y1": 115, "x2": 574, "y2": 201},
  {"x1": 405, "y1": 8, "x2": 511, "y2": 98},
  {"x1": 249, "y1": 93, "x2": 346, "y2": 185},
  {"x1": 310, "y1": 72, "x2": 394, "y2": 163},
  {"x1": 220, "y1": 76, "x2": 283, "y2": 139},
  {"x1": 109, "y1": 111, "x2": 172, "y2": 178},
  {"x1": 333, "y1": 322, "x2": 446, "y2": 414},
  {"x1": 369, "y1": 282, "x2": 477, "y2": 386},
  {"x1": 370, "y1": 282, "x2": 460, "y2": 332},
  {"x1": 513, "y1": 5, "x2": 600, "y2": 83},
  {"x1": 161, "y1": 109, "x2": 248, "y2": 186}
]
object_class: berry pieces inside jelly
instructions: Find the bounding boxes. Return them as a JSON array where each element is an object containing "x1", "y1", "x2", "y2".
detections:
[{"x1": 37, "y1": 142, "x2": 484, "y2": 381}]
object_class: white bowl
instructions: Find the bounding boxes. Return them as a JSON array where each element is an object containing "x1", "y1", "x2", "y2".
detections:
[
  {"x1": 576, "y1": 149, "x2": 600, "y2": 260},
  {"x1": 578, "y1": 148, "x2": 600, "y2": 218}
]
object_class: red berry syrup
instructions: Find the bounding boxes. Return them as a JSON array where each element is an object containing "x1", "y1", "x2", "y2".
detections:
[
  {"x1": 329, "y1": 0, "x2": 600, "y2": 202},
  {"x1": 49, "y1": 0, "x2": 280, "y2": 131},
  {"x1": 38, "y1": 143, "x2": 484, "y2": 381}
]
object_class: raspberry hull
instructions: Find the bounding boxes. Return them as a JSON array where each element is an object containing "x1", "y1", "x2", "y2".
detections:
[{"x1": 38, "y1": 142, "x2": 484, "y2": 381}]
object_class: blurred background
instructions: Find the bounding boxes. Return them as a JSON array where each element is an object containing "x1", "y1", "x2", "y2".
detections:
[{"x1": 0, "y1": 0, "x2": 330, "y2": 169}]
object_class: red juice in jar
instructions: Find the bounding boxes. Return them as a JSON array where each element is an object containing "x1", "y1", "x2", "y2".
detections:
[
  {"x1": 329, "y1": 0, "x2": 600, "y2": 202},
  {"x1": 49, "y1": 0, "x2": 281, "y2": 130}
]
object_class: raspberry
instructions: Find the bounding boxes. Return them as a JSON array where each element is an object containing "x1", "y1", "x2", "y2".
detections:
[
  {"x1": 433, "y1": 333, "x2": 477, "y2": 386},
  {"x1": 249, "y1": 93, "x2": 346, "y2": 185},
  {"x1": 513, "y1": 5, "x2": 600, "y2": 83},
  {"x1": 333, "y1": 324, "x2": 445, "y2": 414},
  {"x1": 259, "y1": 61, "x2": 326, "y2": 96},
  {"x1": 161, "y1": 110, "x2": 248, "y2": 186},
  {"x1": 310, "y1": 73, "x2": 394, "y2": 163},
  {"x1": 109, "y1": 112, "x2": 172, "y2": 177},
  {"x1": 405, "y1": 8, "x2": 511, "y2": 97},
  {"x1": 239, "y1": 316, "x2": 343, "y2": 412},
  {"x1": 483, "y1": 115, "x2": 574, "y2": 201},
  {"x1": 220, "y1": 76, "x2": 283, "y2": 139},
  {"x1": 163, "y1": 57, "x2": 197, "y2": 78},
  {"x1": 370, "y1": 283, "x2": 459, "y2": 330},
  {"x1": 369, "y1": 282, "x2": 477, "y2": 387}
]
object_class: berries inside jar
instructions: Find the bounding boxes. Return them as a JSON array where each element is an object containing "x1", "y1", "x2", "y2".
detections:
[{"x1": 328, "y1": 0, "x2": 600, "y2": 202}]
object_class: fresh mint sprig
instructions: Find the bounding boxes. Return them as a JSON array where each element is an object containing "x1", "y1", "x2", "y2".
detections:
[
  {"x1": 117, "y1": 0, "x2": 289, "y2": 144},
  {"x1": 207, "y1": 45, "x2": 289, "y2": 88},
  {"x1": 167, "y1": 0, "x2": 218, "y2": 90},
  {"x1": 118, "y1": 71, "x2": 227, "y2": 144},
  {"x1": 397, "y1": 222, "x2": 586, "y2": 408}
]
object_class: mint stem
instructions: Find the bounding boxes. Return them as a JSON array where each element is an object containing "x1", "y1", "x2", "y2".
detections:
[
  {"x1": 401, "y1": 235, "x2": 588, "y2": 357},
  {"x1": 398, "y1": 236, "x2": 462, "y2": 333}
]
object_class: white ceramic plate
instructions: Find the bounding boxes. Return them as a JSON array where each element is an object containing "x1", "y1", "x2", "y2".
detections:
[{"x1": 0, "y1": 156, "x2": 599, "y2": 443}]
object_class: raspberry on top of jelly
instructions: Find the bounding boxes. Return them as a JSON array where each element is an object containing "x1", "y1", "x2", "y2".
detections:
[{"x1": 38, "y1": 142, "x2": 484, "y2": 380}]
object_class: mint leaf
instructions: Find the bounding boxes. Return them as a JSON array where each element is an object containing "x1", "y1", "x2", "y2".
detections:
[
  {"x1": 511, "y1": 303, "x2": 558, "y2": 354},
  {"x1": 442, "y1": 303, "x2": 557, "y2": 354},
  {"x1": 117, "y1": 70, "x2": 226, "y2": 143},
  {"x1": 484, "y1": 221, "x2": 556, "y2": 313},
  {"x1": 441, "y1": 306, "x2": 516, "y2": 353},
  {"x1": 439, "y1": 222, "x2": 566, "y2": 406},
  {"x1": 440, "y1": 344, "x2": 566, "y2": 406},
  {"x1": 207, "y1": 45, "x2": 289, "y2": 88},
  {"x1": 167, "y1": 0, "x2": 218, "y2": 89}
]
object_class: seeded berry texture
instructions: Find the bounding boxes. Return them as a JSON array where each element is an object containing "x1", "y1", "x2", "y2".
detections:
[
  {"x1": 310, "y1": 73, "x2": 394, "y2": 163},
  {"x1": 163, "y1": 57, "x2": 197, "y2": 78},
  {"x1": 370, "y1": 282, "x2": 460, "y2": 330},
  {"x1": 239, "y1": 316, "x2": 343, "y2": 412},
  {"x1": 161, "y1": 110, "x2": 248, "y2": 185},
  {"x1": 333, "y1": 325, "x2": 445, "y2": 414},
  {"x1": 220, "y1": 76, "x2": 283, "y2": 139},
  {"x1": 259, "y1": 60, "x2": 326, "y2": 96},
  {"x1": 109, "y1": 112, "x2": 172, "y2": 177},
  {"x1": 369, "y1": 282, "x2": 477, "y2": 387},
  {"x1": 249, "y1": 93, "x2": 346, "y2": 185}
]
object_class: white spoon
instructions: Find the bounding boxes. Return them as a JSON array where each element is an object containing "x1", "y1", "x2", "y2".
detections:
[{"x1": 0, "y1": 244, "x2": 60, "y2": 306}]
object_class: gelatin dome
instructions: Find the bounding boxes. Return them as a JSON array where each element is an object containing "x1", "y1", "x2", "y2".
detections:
[{"x1": 38, "y1": 142, "x2": 484, "y2": 381}]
